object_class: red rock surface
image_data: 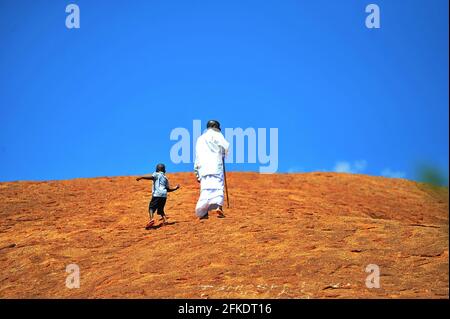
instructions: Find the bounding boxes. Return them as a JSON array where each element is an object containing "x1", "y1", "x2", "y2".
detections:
[{"x1": 0, "y1": 172, "x2": 448, "y2": 298}]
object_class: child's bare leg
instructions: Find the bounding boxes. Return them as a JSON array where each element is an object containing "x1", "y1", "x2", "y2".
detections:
[
  {"x1": 158, "y1": 199, "x2": 167, "y2": 225},
  {"x1": 146, "y1": 209, "x2": 156, "y2": 229},
  {"x1": 156, "y1": 214, "x2": 167, "y2": 226},
  {"x1": 150, "y1": 209, "x2": 155, "y2": 221}
]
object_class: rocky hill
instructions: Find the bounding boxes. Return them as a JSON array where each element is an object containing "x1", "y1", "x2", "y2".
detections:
[{"x1": 0, "y1": 172, "x2": 448, "y2": 298}]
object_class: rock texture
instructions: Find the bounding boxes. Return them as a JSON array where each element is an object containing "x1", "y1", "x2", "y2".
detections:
[{"x1": 0, "y1": 172, "x2": 448, "y2": 298}]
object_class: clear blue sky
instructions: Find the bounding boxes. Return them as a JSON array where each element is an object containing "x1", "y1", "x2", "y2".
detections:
[{"x1": 0, "y1": 0, "x2": 448, "y2": 182}]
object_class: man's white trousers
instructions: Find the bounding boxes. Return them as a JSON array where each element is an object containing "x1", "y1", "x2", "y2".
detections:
[{"x1": 195, "y1": 174, "x2": 224, "y2": 218}]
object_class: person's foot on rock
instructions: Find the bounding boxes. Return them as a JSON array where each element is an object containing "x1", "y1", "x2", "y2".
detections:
[
  {"x1": 145, "y1": 220, "x2": 155, "y2": 229},
  {"x1": 215, "y1": 208, "x2": 225, "y2": 218}
]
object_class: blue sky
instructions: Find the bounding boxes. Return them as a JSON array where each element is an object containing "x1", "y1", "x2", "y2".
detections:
[{"x1": 0, "y1": 0, "x2": 448, "y2": 182}]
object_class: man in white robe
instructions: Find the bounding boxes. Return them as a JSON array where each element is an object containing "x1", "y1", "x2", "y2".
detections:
[{"x1": 194, "y1": 120, "x2": 230, "y2": 219}]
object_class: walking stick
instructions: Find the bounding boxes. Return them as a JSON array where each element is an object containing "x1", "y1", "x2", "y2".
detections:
[{"x1": 222, "y1": 156, "x2": 230, "y2": 208}]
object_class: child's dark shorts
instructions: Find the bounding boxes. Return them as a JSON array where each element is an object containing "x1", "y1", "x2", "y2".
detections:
[{"x1": 149, "y1": 196, "x2": 167, "y2": 216}]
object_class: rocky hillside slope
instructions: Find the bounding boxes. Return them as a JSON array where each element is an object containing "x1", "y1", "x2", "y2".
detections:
[{"x1": 0, "y1": 172, "x2": 448, "y2": 298}]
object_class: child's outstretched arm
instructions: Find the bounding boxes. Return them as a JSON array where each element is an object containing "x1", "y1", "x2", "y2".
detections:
[
  {"x1": 136, "y1": 175, "x2": 154, "y2": 181},
  {"x1": 167, "y1": 184, "x2": 180, "y2": 192}
]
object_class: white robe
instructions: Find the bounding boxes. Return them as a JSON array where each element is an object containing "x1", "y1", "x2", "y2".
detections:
[{"x1": 194, "y1": 128, "x2": 229, "y2": 217}]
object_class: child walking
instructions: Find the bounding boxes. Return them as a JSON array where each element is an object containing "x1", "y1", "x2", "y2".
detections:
[{"x1": 136, "y1": 163, "x2": 180, "y2": 229}]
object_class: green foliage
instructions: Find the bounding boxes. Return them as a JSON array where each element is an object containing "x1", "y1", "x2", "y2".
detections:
[{"x1": 416, "y1": 164, "x2": 448, "y2": 187}]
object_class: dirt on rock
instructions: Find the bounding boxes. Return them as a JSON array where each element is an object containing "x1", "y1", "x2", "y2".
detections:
[{"x1": 0, "y1": 172, "x2": 448, "y2": 298}]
